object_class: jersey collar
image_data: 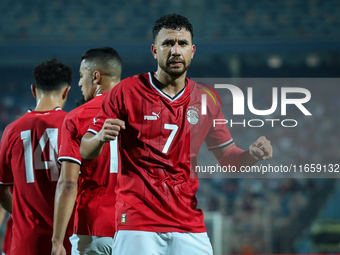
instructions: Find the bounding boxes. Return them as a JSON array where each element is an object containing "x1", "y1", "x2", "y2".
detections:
[{"x1": 148, "y1": 72, "x2": 187, "y2": 102}]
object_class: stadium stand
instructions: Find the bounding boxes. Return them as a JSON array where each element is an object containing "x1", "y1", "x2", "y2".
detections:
[{"x1": 1, "y1": 0, "x2": 340, "y2": 43}]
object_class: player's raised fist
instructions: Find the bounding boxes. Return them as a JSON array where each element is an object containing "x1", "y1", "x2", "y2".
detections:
[
  {"x1": 98, "y1": 118, "x2": 125, "y2": 143},
  {"x1": 249, "y1": 136, "x2": 273, "y2": 161}
]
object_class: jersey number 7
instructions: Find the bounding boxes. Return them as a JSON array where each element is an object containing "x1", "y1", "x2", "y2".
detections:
[{"x1": 162, "y1": 124, "x2": 178, "y2": 153}]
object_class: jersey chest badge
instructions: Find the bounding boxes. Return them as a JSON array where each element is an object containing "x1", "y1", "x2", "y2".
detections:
[{"x1": 187, "y1": 106, "x2": 199, "y2": 125}]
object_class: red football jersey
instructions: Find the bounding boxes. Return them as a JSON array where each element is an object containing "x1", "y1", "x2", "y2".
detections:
[
  {"x1": 58, "y1": 93, "x2": 117, "y2": 237},
  {"x1": 88, "y1": 73, "x2": 232, "y2": 233},
  {"x1": 0, "y1": 108, "x2": 72, "y2": 255}
]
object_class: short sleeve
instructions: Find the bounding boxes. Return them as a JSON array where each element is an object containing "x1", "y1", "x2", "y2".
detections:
[{"x1": 58, "y1": 115, "x2": 82, "y2": 165}]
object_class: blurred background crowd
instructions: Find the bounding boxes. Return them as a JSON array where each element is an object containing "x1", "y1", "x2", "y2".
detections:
[{"x1": 0, "y1": 0, "x2": 339, "y2": 254}]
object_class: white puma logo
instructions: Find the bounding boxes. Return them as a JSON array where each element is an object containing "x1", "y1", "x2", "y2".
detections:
[
  {"x1": 152, "y1": 112, "x2": 160, "y2": 118},
  {"x1": 144, "y1": 112, "x2": 160, "y2": 120},
  {"x1": 93, "y1": 118, "x2": 100, "y2": 125}
]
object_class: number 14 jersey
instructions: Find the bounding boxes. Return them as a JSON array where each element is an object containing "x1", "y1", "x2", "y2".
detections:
[
  {"x1": 88, "y1": 73, "x2": 233, "y2": 233},
  {"x1": 0, "y1": 108, "x2": 72, "y2": 255}
]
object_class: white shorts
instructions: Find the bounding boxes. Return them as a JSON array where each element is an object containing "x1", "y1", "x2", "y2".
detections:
[
  {"x1": 69, "y1": 234, "x2": 113, "y2": 255},
  {"x1": 112, "y1": 230, "x2": 213, "y2": 255}
]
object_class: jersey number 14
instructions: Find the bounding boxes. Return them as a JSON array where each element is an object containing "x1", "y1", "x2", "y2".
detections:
[{"x1": 21, "y1": 128, "x2": 59, "y2": 183}]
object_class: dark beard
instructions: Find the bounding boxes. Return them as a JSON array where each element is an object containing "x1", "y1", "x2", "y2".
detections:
[{"x1": 161, "y1": 61, "x2": 190, "y2": 77}]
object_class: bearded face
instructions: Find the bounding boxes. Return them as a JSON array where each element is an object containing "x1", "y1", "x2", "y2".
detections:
[{"x1": 153, "y1": 28, "x2": 195, "y2": 78}]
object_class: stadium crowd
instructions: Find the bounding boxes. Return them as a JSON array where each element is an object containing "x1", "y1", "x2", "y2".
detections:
[{"x1": 1, "y1": 0, "x2": 340, "y2": 43}]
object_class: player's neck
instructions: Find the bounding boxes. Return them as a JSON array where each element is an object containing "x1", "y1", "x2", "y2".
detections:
[
  {"x1": 34, "y1": 95, "x2": 62, "y2": 111},
  {"x1": 95, "y1": 79, "x2": 120, "y2": 95},
  {"x1": 153, "y1": 71, "x2": 187, "y2": 98}
]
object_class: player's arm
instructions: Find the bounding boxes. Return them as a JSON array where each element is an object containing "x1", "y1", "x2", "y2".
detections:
[
  {"x1": 0, "y1": 185, "x2": 12, "y2": 213},
  {"x1": 80, "y1": 118, "x2": 125, "y2": 159},
  {"x1": 52, "y1": 161, "x2": 80, "y2": 255},
  {"x1": 0, "y1": 206, "x2": 6, "y2": 226},
  {"x1": 212, "y1": 136, "x2": 273, "y2": 170}
]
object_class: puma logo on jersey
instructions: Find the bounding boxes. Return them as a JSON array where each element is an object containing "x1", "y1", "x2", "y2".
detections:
[
  {"x1": 144, "y1": 112, "x2": 160, "y2": 120},
  {"x1": 93, "y1": 118, "x2": 100, "y2": 125}
]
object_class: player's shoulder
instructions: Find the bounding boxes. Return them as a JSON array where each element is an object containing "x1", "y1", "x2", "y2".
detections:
[
  {"x1": 64, "y1": 107, "x2": 83, "y2": 124},
  {"x1": 189, "y1": 80, "x2": 223, "y2": 109},
  {"x1": 69, "y1": 95, "x2": 102, "y2": 112},
  {"x1": 66, "y1": 101, "x2": 90, "y2": 118},
  {"x1": 116, "y1": 73, "x2": 150, "y2": 91},
  {"x1": 3, "y1": 109, "x2": 66, "y2": 135},
  {"x1": 190, "y1": 79, "x2": 213, "y2": 93},
  {"x1": 122, "y1": 73, "x2": 149, "y2": 83},
  {"x1": 130, "y1": 73, "x2": 150, "y2": 83},
  {"x1": 3, "y1": 111, "x2": 30, "y2": 133},
  {"x1": 65, "y1": 96, "x2": 103, "y2": 124},
  {"x1": 2, "y1": 118, "x2": 20, "y2": 138},
  {"x1": 1, "y1": 111, "x2": 36, "y2": 140}
]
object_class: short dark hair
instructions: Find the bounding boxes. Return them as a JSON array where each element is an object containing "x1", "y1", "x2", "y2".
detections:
[
  {"x1": 81, "y1": 47, "x2": 122, "y2": 77},
  {"x1": 33, "y1": 58, "x2": 72, "y2": 92},
  {"x1": 152, "y1": 13, "x2": 193, "y2": 41}
]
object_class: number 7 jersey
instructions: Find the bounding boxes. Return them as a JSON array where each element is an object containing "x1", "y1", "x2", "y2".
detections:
[
  {"x1": 88, "y1": 73, "x2": 233, "y2": 233},
  {"x1": 0, "y1": 108, "x2": 72, "y2": 255}
]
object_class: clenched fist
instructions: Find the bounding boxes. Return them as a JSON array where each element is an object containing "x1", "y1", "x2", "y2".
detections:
[
  {"x1": 249, "y1": 136, "x2": 273, "y2": 161},
  {"x1": 98, "y1": 118, "x2": 125, "y2": 143}
]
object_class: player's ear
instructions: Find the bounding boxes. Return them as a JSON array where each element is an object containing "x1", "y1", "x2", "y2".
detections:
[
  {"x1": 62, "y1": 86, "x2": 71, "y2": 100},
  {"x1": 92, "y1": 71, "x2": 101, "y2": 85},
  {"x1": 191, "y1": 44, "x2": 196, "y2": 59},
  {"x1": 31, "y1": 84, "x2": 37, "y2": 98},
  {"x1": 151, "y1": 44, "x2": 157, "y2": 59}
]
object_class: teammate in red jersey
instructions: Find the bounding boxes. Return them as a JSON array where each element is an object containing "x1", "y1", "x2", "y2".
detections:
[
  {"x1": 0, "y1": 59, "x2": 72, "y2": 255},
  {"x1": 52, "y1": 47, "x2": 122, "y2": 255},
  {"x1": 80, "y1": 14, "x2": 273, "y2": 255}
]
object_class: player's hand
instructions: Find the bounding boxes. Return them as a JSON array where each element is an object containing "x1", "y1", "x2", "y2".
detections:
[
  {"x1": 51, "y1": 242, "x2": 66, "y2": 255},
  {"x1": 249, "y1": 136, "x2": 273, "y2": 161},
  {"x1": 98, "y1": 118, "x2": 125, "y2": 143}
]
